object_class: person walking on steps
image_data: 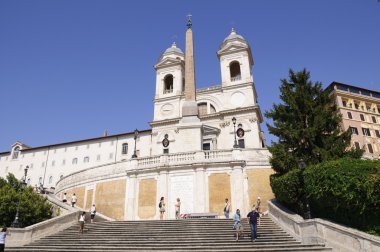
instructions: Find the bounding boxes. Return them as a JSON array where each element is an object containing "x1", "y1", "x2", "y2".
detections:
[
  {"x1": 159, "y1": 196, "x2": 166, "y2": 220},
  {"x1": 63, "y1": 192, "x2": 67, "y2": 203},
  {"x1": 247, "y1": 206, "x2": 260, "y2": 242},
  {"x1": 224, "y1": 198, "x2": 230, "y2": 219},
  {"x1": 175, "y1": 198, "x2": 181, "y2": 219},
  {"x1": 79, "y1": 212, "x2": 86, "y2": 234},
  {"x1": 71, "y1": 193, "x2": 77, "y2": 207},
  {"x1": 233, "y1": 209, "x2": 243, "y2": 241},
  {"x1": 90, "y1": 204, "x2": 96, "y2": 223},
  {"x1": 0, "y1": 227, "x2": 9, "y2": 252}
]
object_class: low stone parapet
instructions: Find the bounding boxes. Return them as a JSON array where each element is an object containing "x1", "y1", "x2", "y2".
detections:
[
  {"x1": 6, "y1": 210, "x2": 81, "y2": 247},
  {"x1": 268, "y1": 200, "x2": 380, "y2": 252}
]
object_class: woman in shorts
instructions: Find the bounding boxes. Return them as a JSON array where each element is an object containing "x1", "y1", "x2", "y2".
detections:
[
  {"x1": 233, "y1": 209, "x2": 243, "y2": 241},
  {"x1": 79, "y1": 212, "x2": 86, "y2": 234},
  {"x1": 159, "y1": 196, "x2": 166, "y2": 220}
]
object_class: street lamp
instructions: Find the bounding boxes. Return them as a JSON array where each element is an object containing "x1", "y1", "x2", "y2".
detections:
[
  {"x1": 232, "y1": 117, "x2": 239, "y2": 148},
  {"x1": 11, "y1": 166, "x2": 29, "y2": 228},
  {"x1": 132, "y1": 129, "x2": 139, "y2": 158},
  {"x1": 298, "y1": 159, "x2": 311, "y2": 219}
]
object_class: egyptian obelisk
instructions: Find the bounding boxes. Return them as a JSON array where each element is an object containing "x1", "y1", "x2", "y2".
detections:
[{"x1": 182, "y1": 15, "x2": 198, "y2": 118}]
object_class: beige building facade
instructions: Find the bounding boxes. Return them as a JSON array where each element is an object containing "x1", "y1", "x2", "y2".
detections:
[
  {"x1": 0, "y1": 22, "x2": 274, "y2": 220},
  {"x1": 328, "y1": 82, "x2": 380, "y2": 159}
]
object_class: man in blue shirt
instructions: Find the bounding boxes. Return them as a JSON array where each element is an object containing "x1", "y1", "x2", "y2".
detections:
[{"x1": 247, "y1": 207, "x2": 260, "y2": 241}]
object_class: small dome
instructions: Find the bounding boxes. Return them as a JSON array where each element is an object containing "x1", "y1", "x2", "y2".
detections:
[
  {"x1": 163, "y1": 42, "x2": 184, "y2": 55},
  {"x1": 223, "y1": 28, "x2": 246, "y2": 43}
]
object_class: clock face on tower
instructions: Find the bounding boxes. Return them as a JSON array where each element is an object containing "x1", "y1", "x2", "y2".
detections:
[
  {"x1": 162, "y1": 134, "x2": 169, "y2": 147},
  {"x1": 237, "y1": 128, "x2": 245, "y2": 138},
  {"x1": 160, "y1": 103, "x2": 174, "y2": 116}
]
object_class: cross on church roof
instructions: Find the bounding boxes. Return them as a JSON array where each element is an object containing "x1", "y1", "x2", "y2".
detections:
[{"x1": 187, "y1": 14, "x2": 192, "y2": 29}]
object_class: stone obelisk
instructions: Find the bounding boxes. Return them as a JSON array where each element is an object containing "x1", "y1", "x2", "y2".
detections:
[{"x1": 182, "y1": 15, "x2": 198, "y2": 117}]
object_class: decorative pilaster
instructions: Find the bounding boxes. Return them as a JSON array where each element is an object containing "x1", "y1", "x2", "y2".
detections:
[
  {"x1": 194, "y1": 167, "x2": 206, "y2": 212},
  {"x1": 125, "y1": 173, "x2": 137, "y2": 220}
]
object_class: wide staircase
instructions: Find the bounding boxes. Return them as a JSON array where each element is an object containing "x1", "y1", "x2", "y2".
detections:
[{"x1": 7, "y1": 216, "x2": 331, "y2": 251}]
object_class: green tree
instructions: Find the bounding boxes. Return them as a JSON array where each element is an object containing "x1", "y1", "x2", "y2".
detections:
[
  {"x1": 265, "y1": 69, "x2": 360, "y2": 174},
  {"x1": 0, "y1": 173, "x2": 52, "y2": 227}
]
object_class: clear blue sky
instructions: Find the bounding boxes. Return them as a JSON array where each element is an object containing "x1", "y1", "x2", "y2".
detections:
[{"x1": 1, "y1": 0, "x2": 379, "y2": 152}]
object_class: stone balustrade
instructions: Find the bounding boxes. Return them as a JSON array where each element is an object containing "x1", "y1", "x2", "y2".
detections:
[{"x1": 55, "y1": 148, "x2": 270, "y2": 194}]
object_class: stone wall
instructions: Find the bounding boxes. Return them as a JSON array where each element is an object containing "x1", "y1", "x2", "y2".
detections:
[
  {"x1": 138, "y1": 178, "x2": 157, "y2": 219},
  {"x1": 208, "y1": 173, "x2": 231, "y2": 215},
  {"x1": 247, "y1": 168, "x2": 274, "y2": 211},
  {"x1": 95, "y1": 178, "x2": 126, "y2": 220}
]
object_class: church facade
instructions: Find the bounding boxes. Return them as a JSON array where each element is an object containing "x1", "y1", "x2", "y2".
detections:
[{"x1": 0, "y1": 21, "x2": 273, "y2": 220}]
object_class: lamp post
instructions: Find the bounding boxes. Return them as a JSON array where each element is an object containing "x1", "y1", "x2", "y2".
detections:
[
  {"x1": 232, "y1": 117, "x2": 239, "y2": 148},
  {"x1": 11, "y1": 166, "x2": 29, "y2": 228},
  {"x1": 298, "y1": 159, "x2": 311, "y2": 219},
  {"x1": 132, "y1": 129, "x2": 139, "y2": 158}
]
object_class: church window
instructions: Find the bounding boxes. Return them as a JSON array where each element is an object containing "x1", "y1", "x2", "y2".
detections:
[
  {"x1": 230, "y1": 61, "x2": 241, "y2": 82},
  {"x1": 49, "y1": 176, "x2": 53, "y2": 184},
  {"x1": 198, "y1": 103, "x2": 208, "y2": 116},
  {"x1": 12, "y1": 147, "x2": 20, "y2": 159},
  {"x1": 163, "y1": 148, "x2": 169, "y2": 154},
  {"x1": 164, "y1": 74, "x2": 174, "y2": 94},
  {"x1": 97, "y1": 154, "x2": 101, "y2": 161},
  {"x1": 84, "y1": 156, "x2": 89, "y2": 163},
  {"x1": 210, "y1": 104, "x2": 216, "y2": 114},
  {"x1": 39, "y1": 177, "x2": 43, "y2": 185},
  {"x1": 62, "y1": 159, "x2": 66, "y2": 165},
  {"x1": 203, "y1": 143, "x2": 211, "y2": 150},
  {"x1": 238, "y1": 139, "x2": 245, "y2": 148},
  {"x1": 122, "y1": 143, "x2": 128, "y2": 155},
  {"x1": 52, "y1": 160, "x2": 55, "y2": 166},
  {"x1": 72, "y1": 158, "x2": 78, "y2": 165}
]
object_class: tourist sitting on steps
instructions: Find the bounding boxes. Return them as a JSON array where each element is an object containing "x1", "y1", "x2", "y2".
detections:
[{"x1": 233, "y1": 209, "x2": 243, "y2": 241}]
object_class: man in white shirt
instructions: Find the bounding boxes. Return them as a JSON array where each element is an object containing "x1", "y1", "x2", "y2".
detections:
[{"x1": 71, "y1": 193, "x2": 77, "y2": 207}]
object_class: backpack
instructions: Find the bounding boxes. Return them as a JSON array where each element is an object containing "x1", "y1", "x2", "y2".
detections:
[{"x1": 159, "y1": 202, "x2": 162, "y2": 208}]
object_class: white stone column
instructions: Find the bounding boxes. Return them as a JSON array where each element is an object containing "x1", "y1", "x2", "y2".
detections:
[
  {"x1": 125, "y1": 173, "x2": 137, "y2": 220},
  {"x1": 242, "y1": 167, "x2": 250, "y2": 214},
  {"x1": 157, "y1": 169, "x2": 169, "y2": 218},
  {"x1": 230, "y1": 163, "x2": 246, "y2": 216},
  {"x1": 194, "y1": 167, "x2": 206, "y2": 212}
]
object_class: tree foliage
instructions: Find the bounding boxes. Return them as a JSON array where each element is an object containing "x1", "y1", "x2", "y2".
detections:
[
  {"x1": 265, "y1": 69, "x2": 361, "y2": 174},
  {"x1": 271, "y1": 158, "x2": 380, "y2": 234},
  {"x1": 0, "y1": 173, "x2": 52, "y2": 227}
]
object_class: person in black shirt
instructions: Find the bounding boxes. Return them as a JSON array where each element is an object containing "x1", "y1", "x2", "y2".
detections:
[{"x1": 247, "y1": 207, "x2": 260, "y2": 241}]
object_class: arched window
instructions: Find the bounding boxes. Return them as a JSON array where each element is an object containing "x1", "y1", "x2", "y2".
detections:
[
  {"x1": 12, "y1": 147, "x2": 20, "y2": 159},
  {"x1": 49, "y1": 176, "x2": 53, "y2": 184},
  {"x1": 122, "y1": 143, "x2": 128, "y2": 155},
  {"x1": 198, "y1": 103, "x2": 208, "y2": 116},
  {"x1": 39, "y1": 177, "x2": 43, "y2": 185},
  {"x1": 230, "y1": 61, "x2": 241, "y2": 81},
  {"x1": 210, "y1": 104, "x2": 216, "y2": 114},
  {"x1": 83, "y1": 156, "x2": 89, "y2": 163},
  {"x1": 164, "y1": 74, "x2": 174, "y2": 94},
  {"x1": 72, "y1": 158, "x2": 78, "y2": 165},
  {"x1": 60, "y1": 175, "x2": 64, "y2": 180}
]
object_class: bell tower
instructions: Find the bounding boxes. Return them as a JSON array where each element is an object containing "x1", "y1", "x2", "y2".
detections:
[{"x1": 153, "y1": 42, "x2": 185, "y2": 121}]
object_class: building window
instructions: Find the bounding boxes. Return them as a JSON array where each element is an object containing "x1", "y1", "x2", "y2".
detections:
[
  {"x1": 238, "y1": 139, "x2": 245, "y2": 148},
  {"x1": 97, "y1": 154, "x2": 101, "y2": 161},
  {"x1": 342, "y1": 100, "x2": 347, "y2": 107},
  {"x1": 163, "y1": 74, "x2": 174, "y2": 94},
  {"x1": 49, "y1": 176, "x2": 53, "y2": 184},
  {"x1": 367, "y1": 144, "x2": 374, "y2": 154},
  {"x1": 354, "y1": 142, "x2": 360, "y2": 149},
  {"x1": 372, "y1": 116, "x2": 377, "y2": 123},
  {"x1": 163, "y1": 148, "x2": 169, "y2": 154},
  {"x1": 109, "y1": 153, "x2": 114, "y2": 160},
  {"x1": 39, "y1": 177, "x2": 43, "y2": 185},
  {"x1": 203, "y1": 143, "x2": 211, "y2": 150},
  {"x1": 60, "y1": 175, "x2": 64, "y2": 180},
  {"x1": 198, "y1": 103, "x2": 208, "y2": 116},
  {"x1": 360, "y1": 114, "x2": 365, "y2": 121},
  {"x1": 83, "y1": 156, "x2": 89, "y2": 163},
  {"x1": 230, "y1": 61, "x2": 241, "y2": 82},
  {"x1": 51, "y1": 160, "x2": 55, "y2": 166},
  {"x1": 347, "y1": 112, "x2": 352, "y2": 119},
  {"x1": 72, "y1": 158, "x2": 78, "y2": 165},
  {"x1": 62, "y1": 159, "x2": 66, "y2": 165},
  {"x1": 354, "y1": 103, "x2": 359, "y2": 110},
  {"x1": 362, "y1": 128, "x2": 371, "y2": 137},
  {"x1": 12, "y1": 147, "x2": 20, "y2": 159},
  {"x1": 375, "y1": 130, "x2": 380, "y2": 138},
  {"x1": 122, "y1": 143, "x2": 128, "y2": 155},
  {"x1": 349, "y1": 127, "x2": 358, "y2": 135}
]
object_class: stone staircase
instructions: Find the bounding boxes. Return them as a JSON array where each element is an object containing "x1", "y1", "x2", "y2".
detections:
[{"x1": 7, "y1": 216, "x2": 331, "y2": 251}]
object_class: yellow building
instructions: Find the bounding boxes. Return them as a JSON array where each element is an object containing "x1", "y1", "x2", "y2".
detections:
[{"x1": 328, "y1": 82, "x2": 380, "y2": 159}]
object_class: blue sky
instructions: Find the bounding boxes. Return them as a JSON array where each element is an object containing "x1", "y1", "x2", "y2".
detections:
[{"x1": 0, "y1": 0, "x2": 379, "y2": 152}]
